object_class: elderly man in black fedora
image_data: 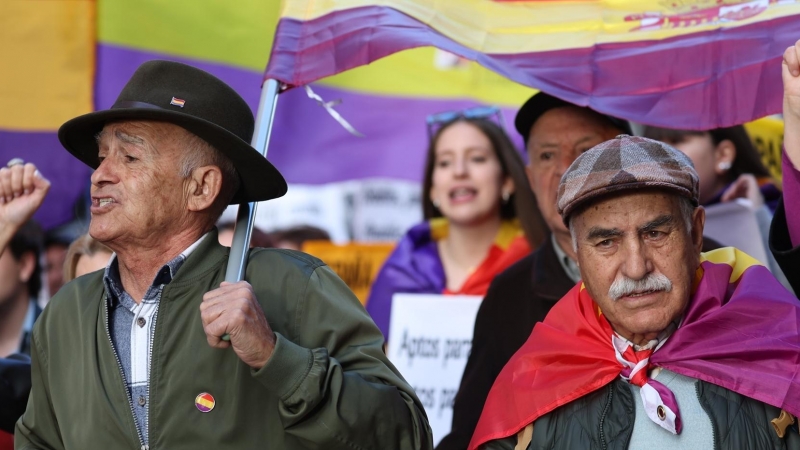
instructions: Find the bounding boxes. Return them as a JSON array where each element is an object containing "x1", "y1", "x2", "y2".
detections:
[{"x1": 14, "y1": 60, "x2": 432, "y2": 450}]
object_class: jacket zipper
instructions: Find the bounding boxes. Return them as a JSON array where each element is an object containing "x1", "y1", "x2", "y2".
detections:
[
  {"x1": 144, "y1": 290, "x2": 162, "y2": 450},
  {"x1": 104, "y1": 295, "x2": 147, "y2": 450},
  {"x1": 696, "y1": 382, "x2": 719, "y2": 450},
  {"x1": 599, "y1": 382, "x2": 614, "y2": 450}
]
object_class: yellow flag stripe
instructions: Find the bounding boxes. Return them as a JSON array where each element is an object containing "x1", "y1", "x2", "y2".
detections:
[
  {"x1": 279, "y1": 0, "x2": 800, "y2": 55},
  {"x1": 197, "y1": 397, "x2": 214, "y2": 408},
  {"x1": 0, "y1": 0, "x2": 94, "y2": 130},
  {"x1": 700, "y1": 247, "x2": 763, "y2": 283}
]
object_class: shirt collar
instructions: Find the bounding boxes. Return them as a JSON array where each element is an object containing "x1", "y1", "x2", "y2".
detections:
[
  {"x1": 551, "y1": 234, "x2": 581, "y2": 283},
  {"x1": 614, "y1": 319, "x2": 681, "y2": 352},
  {"x1": 103, "y1": 232, "x2": 210, "y2": 300}
]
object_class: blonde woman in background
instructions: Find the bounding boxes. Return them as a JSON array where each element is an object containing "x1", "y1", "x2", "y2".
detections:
[{"x1": 63, "y1": 234, "x2": 113, "y2": 282}]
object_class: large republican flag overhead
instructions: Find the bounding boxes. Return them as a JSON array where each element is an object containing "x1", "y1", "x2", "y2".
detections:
[
  {"x1": 266, "y1": 0, "x2": 800, "y2": 130},
  {"x1": 0, "y1": 0, "x2": 95, "y2": 230},
  {"x1": 2, "y1": 0, "x2": 538, "y2": 233},
  {"x1": 4, "y1": 0, "x2": 797, "y2": 234}
]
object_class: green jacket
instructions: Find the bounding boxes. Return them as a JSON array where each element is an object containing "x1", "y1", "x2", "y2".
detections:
[
  {"x1": 484, "y1": 378, "x2": 800, "y2": 450},
  {"x1": 16, "y1": 234, "x2": 433, "y2": 449}
]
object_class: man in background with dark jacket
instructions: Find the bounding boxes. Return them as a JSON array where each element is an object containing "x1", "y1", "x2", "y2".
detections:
[{"x1": 436, "y1": 92, "x2": 629, "y2": 449}]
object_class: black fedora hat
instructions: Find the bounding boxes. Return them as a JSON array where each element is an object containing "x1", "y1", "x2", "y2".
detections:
[
  {"x1": 58, "y1": 60, "x2": 287, "y2": 204},
  {"x1": 514, "y1": 92, "x2": 632, "y2": 144}
]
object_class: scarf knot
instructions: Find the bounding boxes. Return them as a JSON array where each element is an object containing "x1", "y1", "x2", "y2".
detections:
[{"x1": 613, "y1": 334, "x2": 682, "y2": 434}]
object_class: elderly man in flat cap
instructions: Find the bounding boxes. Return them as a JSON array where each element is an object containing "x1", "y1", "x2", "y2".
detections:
[
  {"x1": 12, "y1": 60, "x2": 432, "y2": 450},
  {"x1": 468, "y1": 135, "x2": 800, "y2": 450}
]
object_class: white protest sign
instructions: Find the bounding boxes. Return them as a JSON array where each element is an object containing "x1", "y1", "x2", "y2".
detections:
[
  {"x1": 703, "y1": 199, "x2": 769, "y2": 264},
  {"x1": 387, "y1": 293, "x2": 483, "y2": 446}
]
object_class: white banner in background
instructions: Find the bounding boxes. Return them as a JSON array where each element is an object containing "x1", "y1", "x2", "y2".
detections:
[
  {"x1": 703, "y1": 199, "x2": 769, "y2": 264},
  {"x1": 220, "y1": 178, "x2": 422, "y2": 243},
  {"x1": 387, "y1": 293, "x2": 483, "y2": 446}
]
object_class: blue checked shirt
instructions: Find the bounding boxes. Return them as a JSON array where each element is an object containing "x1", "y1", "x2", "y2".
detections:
[{"x1": 103, "y1": 234, "x2": 207, "y2": 447}]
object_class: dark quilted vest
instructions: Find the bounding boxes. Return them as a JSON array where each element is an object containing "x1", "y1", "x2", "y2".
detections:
[{"x1": 508, "y1": 379, "x2": 800, "y2": 450}]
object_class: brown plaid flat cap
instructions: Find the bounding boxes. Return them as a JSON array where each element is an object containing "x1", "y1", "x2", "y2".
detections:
[{"x1": 557, "y1": 135, "x2": 699, "y2": 223}]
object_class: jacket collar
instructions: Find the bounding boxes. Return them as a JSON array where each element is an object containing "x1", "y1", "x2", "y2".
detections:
[
  {"x1": 165, "y1": 228, "x2": 229, "y2": 288},
  {"x1": 530, "y1": 235, "x2": 576, "y2": 303}
]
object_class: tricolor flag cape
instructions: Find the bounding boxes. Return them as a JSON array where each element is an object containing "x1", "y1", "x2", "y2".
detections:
[
  {"x1": 266, "y1": 0, "x2": 800, "y2": 130},
  {"x1": 469, "y1": 248, "x2": 800, "y2": 450}
]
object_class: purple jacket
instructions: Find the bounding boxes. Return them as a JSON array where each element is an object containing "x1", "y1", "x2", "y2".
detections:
[{"x1": 366, "y1": 222, "x2": 446, "y2": 338}]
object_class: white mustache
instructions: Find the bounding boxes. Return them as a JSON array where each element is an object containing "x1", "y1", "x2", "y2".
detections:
[{"x1": 608, "y1": 273, "x2": 672, "y2": 301}]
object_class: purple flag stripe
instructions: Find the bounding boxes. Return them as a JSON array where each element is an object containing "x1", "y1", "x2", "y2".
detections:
[
  {"x1": 266, "y1": 86, "x2": 523, "y2": 184},
  {"x1": 97, "y1": 44, "x2": 524, "y2": 185},
  {"x1": 266, "y1": 5, "x2": 800, "y2": 130},
  {"x1": 654, "y1": 261, "x2": 800, "y2": 416},
  {"x1": 0, "y1": 130, "x2": 92, "y2": 229},
  {"x1": 96, "y1": 44, "x2": 266, "y2": 113},
  {"x1": 19, "y1": 42, "x2": 528, "y2": 229}
]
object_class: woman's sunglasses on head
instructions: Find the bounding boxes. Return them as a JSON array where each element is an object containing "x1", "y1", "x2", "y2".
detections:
[{"x1": 426, "y1": 106, "x2": 504, "y2": 139}]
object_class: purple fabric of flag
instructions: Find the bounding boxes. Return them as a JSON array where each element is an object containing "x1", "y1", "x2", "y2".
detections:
[
  {"x1": 266, "y1": 5, "x2": 800, "y2": 130},
  {"x1": 653, "y1": 260, "x2": 800, "y2": 415},
  {"x1": 783, "y1": 150, "x2": 800, "y2": 247}
]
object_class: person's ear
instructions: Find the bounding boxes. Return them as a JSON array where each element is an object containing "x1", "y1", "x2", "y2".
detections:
[
  {"x1": 187, "y1": 165, "x2": 223, "y2": 212},
  {"x1": 713, "y1": 139, "x2": 736, "y2": 175},
  {"x1": 429, "y1": 189, "x2": 439, "y2": 209},
  {"x1": 691, "y1": 206, "x2": 706, "y2": 254},
  {"x1": 18, "y1": 252, "x2": 35, "y2": 285},
  {"x1": 501, "y1": 176, "x2": 515, "y2": 201}
]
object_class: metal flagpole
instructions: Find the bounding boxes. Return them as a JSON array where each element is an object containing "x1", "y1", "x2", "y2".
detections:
[{"x1": 221, "y1": 78, "x2": 281, "y2": 340}]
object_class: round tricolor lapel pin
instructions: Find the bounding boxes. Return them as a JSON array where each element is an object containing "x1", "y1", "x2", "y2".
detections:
[{"x1": 195, "y1": 392, "x2": 215, "y2": 413}]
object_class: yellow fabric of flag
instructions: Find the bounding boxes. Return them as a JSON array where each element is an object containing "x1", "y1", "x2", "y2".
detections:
[{"x1": 0, "y1": 0, "x2": 95, "y2": 131}]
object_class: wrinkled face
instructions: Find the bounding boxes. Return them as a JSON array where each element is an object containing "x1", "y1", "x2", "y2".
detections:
[
  {"x1": 429, "y1": 121, "x2": 511, "y2": 227},
  {"x1": 90, "y1": 121, "x2": 191, "y2": 250},
  {"x1": 670, "y1": 135, "x2": 720, "y2": 204},
  {"x1": 571, "y1": 191, "x2": 704, "y2": 341},
  {"x1": 526, "y1": 107, "x2": 621, "y2": 234},
  {"x1": 74, "y1": 251, "x2": 113, "y2": 278}
]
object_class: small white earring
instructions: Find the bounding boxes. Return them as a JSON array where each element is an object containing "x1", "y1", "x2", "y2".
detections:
[
  {"x1": 502, "y1": 191, "x2": 510, "y2": 203},
  {"x1": 432, "y1": 199, "x2": 440, "y2": 208},
  {"x1": 718, "y1": 162, "x2": 732, "y2": 171}
]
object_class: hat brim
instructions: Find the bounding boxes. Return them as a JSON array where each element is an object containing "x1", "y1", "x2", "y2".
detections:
[
  {"x1": 560, "y1": 182, "x2": 697, "y2": 226},
  {"x1": 58, "y1": 107, "x2": 287, "y2": 204},
  {"x1": 514, "y1": 92, "x2": 633, "y2": 142}
]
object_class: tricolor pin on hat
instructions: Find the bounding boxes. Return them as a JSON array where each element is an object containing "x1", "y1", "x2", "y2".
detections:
[
  {"x1": 170, "y1": 97, "x2": 186, "y2": 108},
  {"x1": 195, "y1": 392, "x2": 215, "y2": 412}
]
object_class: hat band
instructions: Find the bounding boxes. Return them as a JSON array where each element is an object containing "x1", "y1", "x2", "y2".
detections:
[{"x1": 114, "y1": 101, "x2": 166, "y2": 111}]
